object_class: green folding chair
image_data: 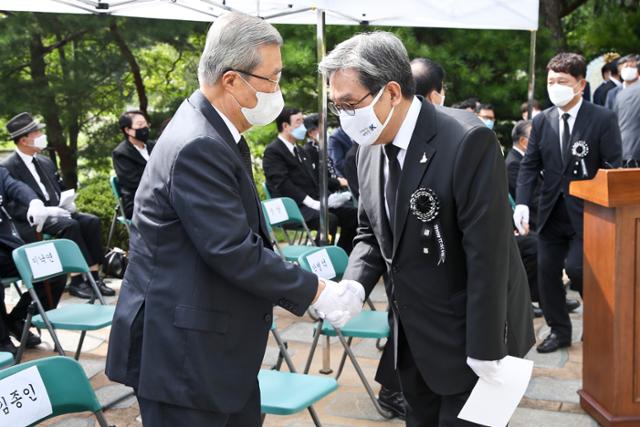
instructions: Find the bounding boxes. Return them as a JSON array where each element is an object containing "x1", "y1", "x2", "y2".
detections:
[
  {"x1": 0, "y1": 356, "x2": 110, "y2": 425},
  {"x1": 106, "y1": 176, "x2": 131, "y2": 249},
  {"x1": 0, "y1": 352, "x2": 14, "y2": 369},
  {"x1": 261, "y1": 197, "x2": 317, "y2": 262},
  {"x1": 297, "y1": 246, "x2": 393, "y2": 419},
  {"x1": 259, "y1": 322, "x2": 337, "y2": 426},
  {"x1": 262, "y1": 182, "x2": 272, "y2": 200},
  {"x1": 1, "y1": 275, "x2": 23, "y2": 296},
  {"x1": 12, "y1": 239, "x2": 115, "y2": 362}
]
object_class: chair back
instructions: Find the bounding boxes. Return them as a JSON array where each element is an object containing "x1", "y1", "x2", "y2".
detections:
[
  {"x1": 261, "y1": 197, "x2": 307, "y2": 228},
  {"x1": 12, "y1": 239, "x2": 89, "y2": 289},
  {"x1": 297, "y1": 246, "x2": 349, "y2": 281},
  {"x1": 109, "y1": 176, "x2": 122, "y2": 200},
  {"x1": 262, "y1": 182, "x2": 272, "y2": 200},
  {"x1": 0, "y1": 356, "x2": 103, "y2": 423}
]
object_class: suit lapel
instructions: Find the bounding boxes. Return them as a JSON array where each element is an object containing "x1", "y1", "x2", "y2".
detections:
[
  {"x1": 12, "y1": 154, "x2": 46, "y2": 200},
  {"x1": 392, "y1": 101, "x2": 437, "y2": 256},
  {"x1": 124, "y1": 140, "x2": 147, "y2": 165},
  {"x1": 545, "y1": 108, "x2": 564, "y2": 171},
  {"x1": 563, "y1": 103, "x2": 589, "y2": 173},
  {"x1": 370, "y1": 146, "x2": 393, "y2": 257}
]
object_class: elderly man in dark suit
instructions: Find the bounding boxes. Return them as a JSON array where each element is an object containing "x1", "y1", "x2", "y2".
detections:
[
  {"x1": 112, "y1": 110, "x2": 156, "y2": 220},
  {"x1": 2, "y1": 113, "x2": 114, "y2": 299},
  {"x1": 320, "y1": 31, "x2": 535, "y2": 426},
  {"x1": 515, "y1": 53, "x2": 622, "y2": 353},
  {"x1": 105, "y1": 12, "x2": 364, "y2": 426}
]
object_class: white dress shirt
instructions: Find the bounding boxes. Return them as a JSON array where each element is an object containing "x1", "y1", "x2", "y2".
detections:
[
  {"x1": 132, "y1": 143, "x2": 150, "y2": 161},
  {"x1": 16, "y1": 149, "x2": 49, "y2": 201},
  {"x1": 383, "y1": 96, "x2": 422, "y2": 219},
  {"x1": 277, "y1": 135, "x2": 319, "y2": 209},
  {"x1": 557, "y1": 97, "x2": 583, "y2": 153},
  {"x1": 278, "y1": 135, "x2": 298, "y2": 157},
  {"x1": 512, "y1": 146, "x2": 525, "y2": 157},
  {"x1": 212, "y1": 105, "x2": 241, "y2": 144}
]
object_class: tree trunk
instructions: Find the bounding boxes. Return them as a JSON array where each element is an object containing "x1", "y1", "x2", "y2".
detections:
[
  {"x1": 540, "y1": 0, "x2": 567, "y2": 51},
  {"x1": 29, "y1": 32, "x2": 77, "y2": 188},
  {"x1": 109, "y1": 21, "x2": 148, "y2": 116}
]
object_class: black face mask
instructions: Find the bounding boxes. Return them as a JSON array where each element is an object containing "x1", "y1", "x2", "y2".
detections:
[{"x1": 133, "y1": 127, "x2": 150, "y2": 142}]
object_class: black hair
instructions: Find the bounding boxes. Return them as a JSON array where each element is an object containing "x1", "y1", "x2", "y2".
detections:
[
  {"x1": 475, "y1": 103, "x2": 495, "y2": 114},
  {"x1": 520, "y1": 100, "x2": 541, "y2": 114},
  {"x1": 411, "y1": 58, "x2": 445, "y2": 97},
  {"x1": 276, "y1": 107, "x2": 301, "y2": 132},
  {"x1": 303, "y1": 113, "x2": 319, "y2": 131},
  {"x1": 512, "y1": 120, "x2": 531, "y2": 144},
  {"x1": 547, "y1": 53, "x2": 587, "y2": 79},
  {"x1": 119, "y1": 110, "x2": 148, "y2": 136}
]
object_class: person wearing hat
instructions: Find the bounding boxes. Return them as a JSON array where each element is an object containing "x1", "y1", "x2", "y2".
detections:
[{"x1": 2, "y1": 112, "x2": 115, "y2": 300}]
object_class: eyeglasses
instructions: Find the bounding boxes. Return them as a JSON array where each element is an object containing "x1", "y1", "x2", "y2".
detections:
[
  {"x1": 226, "y1": 68, "x2": 280, "y2": 87},
  {"x1": 328, "y1": 92, "x2": 372, "y2": 116}
]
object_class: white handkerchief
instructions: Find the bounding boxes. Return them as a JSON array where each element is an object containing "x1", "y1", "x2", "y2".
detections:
[
  {"x1": 458, "y1": 356, "x2": 534, "y2": 427},
  {"x1": 58, "y1": 189, "x2": 76, "y2": 207}
]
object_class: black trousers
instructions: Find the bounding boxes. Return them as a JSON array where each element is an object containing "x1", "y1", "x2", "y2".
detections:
[
  {"x1": 397, "y1": 323, "x2": 479, "y2": 427},
  {"x1": 516, "y1": 233, "x2": 539, "y2": 302},
  {"x1": 375, "y1": 309, "x2": 401, "y2": 392},
  {"x1": 17, "y1": 212, "x2": 104, "y2": 267},
  {"x1": 137, "y1": 385, "x2": 261, "y2": 427},
  {"x1": 301, "y1": 204, "x2": 358, "y2": 254},
  {"x1": 537, "y1": 197, "x2": 583, "y2": 341}
]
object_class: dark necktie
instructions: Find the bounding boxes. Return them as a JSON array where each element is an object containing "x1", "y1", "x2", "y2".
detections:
[
  {"x1": 292, "y1": 146, "x2": 303, "y2": 164},
  {"x1": 384, "y1": 144, "x2": 401, "y2": 233},
  {"x1": 561, "y1": 113, "x2": 571, "y2": 163},
  {"x1": 32, "y1": 157, "x2": 59, "y2": 206},
  {"x1": 237, "y1": 136, "x2": 255, "y2": 184}
]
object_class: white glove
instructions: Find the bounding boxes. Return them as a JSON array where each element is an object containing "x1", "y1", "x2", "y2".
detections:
[
  {"x1": 312, "y1": 279, "x2": 364, "y2": 328},
  {"x1": 303, "y1": 196, "x2": 320, "y2": 211},
  {"x1": 467, "y1": 356, "x2": 507, "y2": 385},
  {"x1": 513, "y1": 204, "x2": 530, "y2": 235},
  {"x1": 45, "y1": 206, "x2": 72, "y2": 219},
  {"x1": 328, "y1": 192, "x2": 352, "y2": 208},
  {"x1": 26, "y1": 199, "x2": 48, "y2": 233},
  {"x1": 60, "y1": 201, "x2": 77, "y2": 214}
]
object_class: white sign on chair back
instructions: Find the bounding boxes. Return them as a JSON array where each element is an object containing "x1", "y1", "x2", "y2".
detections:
[
  {"x1": 263, "y1": 199, "x2": 289, "y2": 224},
  {"x1": 25, "y1": 243, "x2": 63, "y2": 280},
  {"x1": 0, "y1": 366, "x2": 52, "y2": 427},
  {"x1": 306, "y1": 248, "x2": 337, "y2": 280}
]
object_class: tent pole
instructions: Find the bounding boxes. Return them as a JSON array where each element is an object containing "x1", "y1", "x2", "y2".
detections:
[
  {"x1": 317, "y1": 8, "x2": 329, "y2": 246},
  {"x1": 526, "y1": 30, "x2": 537, "y2": 119}
]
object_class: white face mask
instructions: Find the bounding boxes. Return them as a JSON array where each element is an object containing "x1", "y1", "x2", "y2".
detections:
[
  {"x1": 236, "y1": 75, "x2": 284, "y2": 126},
  {"x1": 621, "y1": 66, "x2": 638, "y2": 82},
  {"x1": 547, "y1": 82, "x2": 580, "y2": 108},
  {"x1": 339, "y1": 87, "x2": 395, "y2": 147},
  {"x1": 32, "y1": 135, "x2": 48, "y2": 150}
]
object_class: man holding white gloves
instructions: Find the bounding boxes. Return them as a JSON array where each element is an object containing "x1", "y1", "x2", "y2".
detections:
[{"x1": 320, "y1": 32, "x2": 535, "y2": 426}]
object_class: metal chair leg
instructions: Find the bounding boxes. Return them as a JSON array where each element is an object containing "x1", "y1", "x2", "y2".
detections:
[
  {"x1": 335, "y1": 337, "x2": 352, "y2": 380},
  {"x1": 303, "y1": 321, "x2": 323, "y2": 374},
  {"x1": 27, "y1": 288, "x2": 65, "y2": 356},
  {"x1": 307, "y1": 405, "x2": 323, "y2": 427},
  {"x1": 74, "y1": 330, "x2": 87, "y2": 360},
  {"x1": 95, "y1": 410, "x2": 110, "y2": 427},
  {"x1": 106, "y1": 207, "x2": 118, "y2": 249},
  {"x1": 335, "y1": 330, "x2": 393, "y2": 419}
]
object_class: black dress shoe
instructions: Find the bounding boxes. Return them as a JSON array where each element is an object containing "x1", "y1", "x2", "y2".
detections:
[
  {"x1": 8, "y1": 321, "x2": 41, "y2": 349},
  {"x1": 532, "y1": 305, "x2": 543, "y2": 318},
  {"x1": 0, "y1": 339, "x2": 18, "y2": 356},
  {"x1": 68, "y1": 281, "x2": 94, "y2": 299},
  {"x1": 378, "y1": 387, "x2": 406, "y2": 419},
  {"x1": 95, "y1": 279, "x2": 116, "y2": 296},
  {"x1": 566, "y1": 299, "x2": 581, "y2": 313},
  {"x1": 537, "y1": 332, "x2": 571, "y2": 353}
]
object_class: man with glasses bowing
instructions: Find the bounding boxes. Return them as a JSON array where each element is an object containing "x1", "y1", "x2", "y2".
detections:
[
  {"x1": 320, "y1": 31, "x2": 535, "y2": 426},
  {"x1": 106, "y1": 13, "x2": 364, "y2": 426}
]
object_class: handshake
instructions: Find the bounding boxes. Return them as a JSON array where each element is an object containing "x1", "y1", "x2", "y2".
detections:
[{"x1": 311, "y1": 279, "x2": 365, "y2": 329}]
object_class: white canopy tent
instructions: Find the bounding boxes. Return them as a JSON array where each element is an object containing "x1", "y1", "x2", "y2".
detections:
[{"x1": 0, "y1": 0, "x2": 540, "y2": 244}]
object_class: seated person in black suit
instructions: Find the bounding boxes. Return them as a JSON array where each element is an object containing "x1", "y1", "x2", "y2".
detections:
[
  {"x1": 263, "y1": 107, "x2": 358, "y2": 253},
  {"x1": 0, "y1": 163, "x2": 67, "y2": 354},
  {"x1": 302, "y1": 113, "x2": 348, "y2": 188},
  {"x1": 112, "y1": 110, "x2": 156, "y2": 220},
  {"x1": 3, "y1": 112, "x2": 115, "y2": 299}
]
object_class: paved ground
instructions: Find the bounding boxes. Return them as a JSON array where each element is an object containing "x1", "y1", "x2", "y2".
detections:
[{"x1": 5, "y1": 278, "x2": 598, "y2": 426}]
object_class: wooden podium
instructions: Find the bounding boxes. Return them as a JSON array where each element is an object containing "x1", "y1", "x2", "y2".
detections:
[{"x1": 571, "y1": 169, "x2": 640, "y2": 426}]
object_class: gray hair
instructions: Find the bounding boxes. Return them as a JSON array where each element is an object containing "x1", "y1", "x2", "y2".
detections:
[
  {"x1": 319, "y1": 31, "x2": 415, "y2": 99},
  {"x1": 198, "y1": 12, "x2": 283, "y2": 86}
]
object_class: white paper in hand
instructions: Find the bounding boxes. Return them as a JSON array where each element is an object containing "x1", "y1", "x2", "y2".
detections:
[
  {"x1": 0, "y1": 366, "x2": 52, "y2": 427},
  {"x1": 58, "y1": 189, "x2": 76, "y2": 207},
  {"x1": 458, "y1": 356, "x2": 533, "y2": 427},
  {"x1": 306, "y1": 248, "x2": 337, "y2": 280},
  {"x1": 263, "y1": 199, "x2": 288, "y2": 225},
  {"x1": 25, "y1": 243, "x2": 63, "y2": 280}
]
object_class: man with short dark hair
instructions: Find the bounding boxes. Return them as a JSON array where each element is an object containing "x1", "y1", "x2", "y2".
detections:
[
  {"x1": 476, "y1": 103, "x2": 496, "y2": 130},
  {"x1": 593, "y1": 53, "x2": 621, "y2": 106},
  {"x1": 515, "y1": 52, "x2": 622, "y2": 353},
  {"x1": 410, "y1": 58, "x2": 446, "y2": 106},
  {"x1": 605, "y1": 54, "x2": 639, "y2": 109},
  {"x1": 3, "y1": 112, "x2": 115, "y2": 300},
  {"x1": 263, "y1": 107, "x2": 358, "y2": 253},
  {"x1": 112, "y1": 110, "x2": 156, "y2": 219}
]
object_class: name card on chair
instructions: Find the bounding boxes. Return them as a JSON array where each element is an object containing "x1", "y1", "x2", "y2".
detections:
[
  {"x1": 264, "y1": 199, "x2": 288, "y2": 224},
  {"x1": 306, "y1": 249, "x2": 337, "y2": 280},
  {"x1": 0, "y1": 366, "x2": 52, "y2": 426},
  {"x1": 25, "y1": 243, "x2": 63, "y2": 280}
]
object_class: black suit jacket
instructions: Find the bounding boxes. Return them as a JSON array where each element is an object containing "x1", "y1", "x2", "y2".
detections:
[
  {"x1": 505, "y1": 148, "x2": 540, "y2": 230},
  {"x1": 593, "y1": 80, "x2": 616, "y2": 106},
  {"x1": 1, "y1": 152, "x2": 64, "y2": 222},
  {"x1": 105, "y1": 90, "x2": 318, "y2": 413},
  {"x1": 343, "y1": 100, "x2": 534, "y2": 395},
  {"x1": 0, "y1": 167, "x2": 36, "y2": 250},
  {"x1": 262, "y1": 138, "x2": 339, "y2": 205},
  {"x1": 516, "y1": 102, "x2": 622, "y2": 234},
  {"x1": 112, "y1": 139, "x2": 155, "y2": 219}
]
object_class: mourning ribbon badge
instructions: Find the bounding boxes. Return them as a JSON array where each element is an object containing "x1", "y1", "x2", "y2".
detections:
[
  {"x1": 409, "y1": 188, "x2": 446, "y2": 265},
  {"x1": 571, "y1": 140, "x2": 589, "y2": 178}
]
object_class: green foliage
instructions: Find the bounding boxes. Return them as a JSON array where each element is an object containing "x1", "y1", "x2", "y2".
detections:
[{"x1": 75, "y1": 174, "x2": 129, "y2": 249}]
